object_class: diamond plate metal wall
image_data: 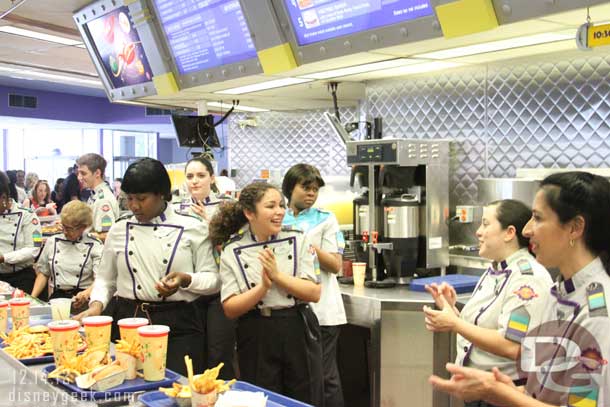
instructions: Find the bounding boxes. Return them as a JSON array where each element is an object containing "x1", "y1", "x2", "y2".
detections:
[{"x1": 228, "y1": 108, "x2": 355, "y2": 187}]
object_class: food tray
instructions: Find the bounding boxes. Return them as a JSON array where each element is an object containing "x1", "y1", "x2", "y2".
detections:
[
  {"x1": 1, "y1": 317, "x2": 54, "y2": 365},
  {"x1": 409, "y1": 274, "x2": 481, "y2": 294},
  {"x1": 139, "y1": 381, "x2": 313, "y2": 407},
  {"x1": 43, "y1": 365, "x2": 181, "y2": 400}
]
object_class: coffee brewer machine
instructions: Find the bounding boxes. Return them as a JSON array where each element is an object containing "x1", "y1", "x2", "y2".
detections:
[{"x1": 347, "y1": 139, "x2": 450, "y2": 284}]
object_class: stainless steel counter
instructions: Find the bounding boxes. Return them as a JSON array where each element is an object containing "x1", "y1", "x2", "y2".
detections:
[{"x1": 340, "y1": 285, "x2": 470, "y2": 407}]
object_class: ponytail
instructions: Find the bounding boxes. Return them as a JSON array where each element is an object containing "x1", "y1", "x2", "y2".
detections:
[{"x1": 209, "y1": 201, "x2": 247, "y2": 245}]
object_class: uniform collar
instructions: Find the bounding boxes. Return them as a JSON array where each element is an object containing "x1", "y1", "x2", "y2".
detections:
[
  {"x1": 91, "y1": 183, "x2": 107, "y2": 195},
  {"x1": 191, "y1": 193, "x2": 217, "y2": 205},
  {"x1": 287, "y1": 206, "x2": 314, "y2": 218},
  {"x1": 134, "y1": 202, "x2": 170, "y2": 224},
  {"x1": 558, "y1": 257, "x2": 604, "y2": 295},
  {"x1": 489, "y1": 248, "x2": 528, "y2": 274},
  {"x1": 240, "y1": 225, "x2": 276, "y2": 242},
  {"x1": 1, "y1": 199, "x2": 16, "y2": 214}
]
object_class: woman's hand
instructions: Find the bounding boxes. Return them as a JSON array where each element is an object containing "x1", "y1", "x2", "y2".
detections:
[
  {"x1": 72, "y1": 287, "x2": 92, "y2": 309},
  {"x1": 258, "y1": 248, "x2": 279, "y2": 282},
  {"x1": 191, "y1": 200, "x2": 209, "y2": 221},
  {"x1": 155, "y1": 272, "x2": 192, "y2": 297},
  {"x1": 423, "y1": 295, "x2": 460, "y2": 332},
  {"x1": 429, "y1": 363, "x2": 497, "y2": 403},
  {"x1": 439, "y1": 282, "x2": 458, "y2": 308},
  {"x1": 73, "y1": 301, "x2": 103, "y2": 322}
]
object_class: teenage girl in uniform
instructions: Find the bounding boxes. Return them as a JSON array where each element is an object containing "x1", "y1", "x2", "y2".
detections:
[
  {"x1": 209, "y1": 182, "x2": 323, "y2": 405},
  {"x1": 430, "y1": 172, "x2": 610, "y2": 407},
  {"x1": 424, "y1": 199, "x2": 552, "y2": 407}
]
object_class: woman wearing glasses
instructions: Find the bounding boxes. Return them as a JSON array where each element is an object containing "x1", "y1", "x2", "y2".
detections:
[
  {"x1": 0, "y1": 171, "x2": 43, "y2": 294},
  {"x1": 31, "y1": 200, "x2": 102, "y2": 313}
]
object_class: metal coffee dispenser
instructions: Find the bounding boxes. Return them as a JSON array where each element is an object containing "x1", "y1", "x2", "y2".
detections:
[{"x1": 347, "y1": 139, "x2": 450, "y2": 284}]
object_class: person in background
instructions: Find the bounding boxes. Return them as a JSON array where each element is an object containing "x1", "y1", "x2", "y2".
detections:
[
  {"x1": 31, "y1": 200, "x2": 102, "y2": 313},
  {"x1": 113, "y1": 177, "x2": 129, "y2": 212},
  {"x1": 209, "y1": 182, "x2": 323, "y2": 406},
  {"x1": 14, "y1": 170, "x2": 26, "y2": 203},
  {"x1": 24, "y1": 172, "x2": 39, "y2": 196},
  {"x1": 0, "y1": 171, "x2": 43, "y2": 294},
  {"x1": 5, "y1": 171, "x2": 20, "y2": 202},
  {"x1": 51, "y1": 178, "x2": 65, "y2": 213},
  {"x1": 215, "y1": 168, "x2": 236, "y2": 196},
  {"x1": 61, "y1": 165, "x2": 81, "y2": 207},
  {"x1": 77, "y1": 154, "x2": 119, "y2": 239},
  {"x1": 174, "y1": 155, "x2": 235, "y2": 379},
  {"x1": 75, "y1": 158, "x2": 221, "y2": 376},
  {"x1": 423, "y1": 199, "x2": 552, "y2": 407},
  {"x1": 430, "y1": 172, "x2": 610, "y2": 407},
  {"x1": 23, "y1": 180, "x2": 57, "y2": 216},
  {"x1": 282, "y1": 163, "x2": 346, "y2": 407}
]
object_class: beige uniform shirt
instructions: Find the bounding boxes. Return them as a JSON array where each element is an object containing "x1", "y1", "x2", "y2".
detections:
[
  {"x1": 523, "y1": 257, "x2": 610, "y2": 406},
  {"x1": 219, "y1": 225, "x2": 319, "y2": 310},
  {"x1": 87, "y1": 183, "x2": 119, "y2": 233},
  {"x1": 456, "y1": 248, "x2": 552, "y2": 379},
  {"x1": 0, "y1": 201, "x2": 42, "y2": 273},
  {"x1": 36, "y1": 233, "x2": 102, "y2": 290},
  {"x1": 89, "y1": 204, "x2": 220, "y2": 309}
]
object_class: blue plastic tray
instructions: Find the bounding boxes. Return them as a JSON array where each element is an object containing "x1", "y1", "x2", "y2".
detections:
[
  {"x1": 139, "y1": 381, "x2": 313, "y2": 407},
  {"x1": 409, "y1": 274, "x2": 481, "y2": 294},
  {"x1": 43, "y1": 365, "x2": 181, "y2": 400},
  {"x1": 2, "y1": 318, "x2": 56, "y2": 365}
]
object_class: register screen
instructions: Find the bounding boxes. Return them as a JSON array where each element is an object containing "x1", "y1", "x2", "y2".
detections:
[
  {"x1": 153, "y1": 0, "x2": 257, "y2": 75},
  {"x1": 284, "y1": 0, "x2": 433, "y2": 46}
]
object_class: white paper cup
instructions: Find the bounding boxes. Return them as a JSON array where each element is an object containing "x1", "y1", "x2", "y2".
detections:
[
  {"x1": 9, "y1": 298, "x2": 30, "y2": 330},
  {"x1": 116, "y1": 351, "x2": 137, "y2": 380},
  {"x1": 191, "y1": 388, "x2": 217, "y2": 407},
  {"x1": 138, "y1": 325, "x2": 170, "y2": 381},
  {"x1": 82, "y1": 315, "x2": 113, "y2": 353},
  {"x1": 0, "y1": 301, "x2": 7, "y2": 333},
  {"x1": 352, "y1": 262, "x2": 366, "y2": 287},
  {"x1": 48, "y1": 320, "x2": 80, "y2": 366},
  {"x1": 50, "y1": 298, "x2": 72, "y2": 321}
]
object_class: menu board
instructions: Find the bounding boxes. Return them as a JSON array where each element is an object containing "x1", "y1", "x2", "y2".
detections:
[
  {"x1": 153, "y1": 0, "x2": 257, "y2": 75},
  {"x1": 284, "y1": 0, "x2": 433, "y2": 46},
  {"x1": 85, "y1": 6, "x2": 153, "y2": 88}
]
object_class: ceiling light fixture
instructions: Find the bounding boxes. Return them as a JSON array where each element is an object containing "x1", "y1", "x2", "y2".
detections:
[
  {"x1": 207, "y1": 101, "x2": 269, "y2": 112},
  {"x1": 0, "y1": 66, "x2": 101, "y2": 87},
  {"x1": 414, "y1": 32, "x2": 574, "y2": 60},
  {"x1": 0, "y1": 26, "x2": 84, "y2": 47},
  {"x1": 300, "y1": 58, "x2": 421, "y2": 80},
  {"x1": 214, "y1": 77, "x2": 313, "y2": 95}
]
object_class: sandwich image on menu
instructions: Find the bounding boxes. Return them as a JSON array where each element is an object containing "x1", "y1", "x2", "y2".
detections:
[{"x1": 302, "y1": 9, "x2": 320, "y2": 28}]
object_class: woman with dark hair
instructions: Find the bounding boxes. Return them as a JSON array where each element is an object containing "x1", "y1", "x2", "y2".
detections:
[
  {"x1": 430, "y1": 172, "x2": 610, "y2": 407},
  {"x1": 75, "y1": 158, "x2": 220, "y2": 376},
  {"x1": 209, "y1": 182, "x2": 323, "y2": 405},
  {"x1": 5, "y1": 170, "x2": 20, "y2": 202},
  {"x1": 0, "y1": 171, "x2": 43, "y2": 294},
  {"x1": 282, "y1": 163, "x2": 346, "y2": 407},
  {"x1": 51, "y1": 178, "x2": 65, "y2": 212},
  {"x1": 424, "y1": 199, "x2": 552, "y2": 407},
  {"x1": 170, "y1": 155, "x2": 236, "y2": 379}
]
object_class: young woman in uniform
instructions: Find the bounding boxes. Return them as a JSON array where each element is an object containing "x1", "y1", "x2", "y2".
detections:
[
  {"x1": 75, "y1": 158, "x2": 221, "y2": 375},
  {"x1": 282, "y1": 163, "x2": 346, "y2": 407},
  {"x1": 424, "y1": 199, "x2": 552, "y2": 407},
  {"x1": 174, "y1": 155, "x2": 236, "y2": 379},
  {"x1": 0, "y1": 171, "x2": 43, "y2": 294},
  {"x1": 31, "y1": 200, "x2": 101, "y2": 313},
  {"x1": 430, "y1": 171, "x2": 610, "y2": 406},
  {"x1": 209, "y1": 182, "x2": 323, "y2": 405}
]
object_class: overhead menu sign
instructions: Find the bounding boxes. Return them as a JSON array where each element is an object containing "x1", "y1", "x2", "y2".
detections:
[
  {"x1": 153, "y1": 0, "x2": 257, "y2": 75},
  {"x1": 284, "y1": 0, "x2": 433, "y2": 46}
]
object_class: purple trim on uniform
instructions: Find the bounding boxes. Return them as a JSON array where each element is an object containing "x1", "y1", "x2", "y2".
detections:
[
  {"x1": 75, "y1": 242, "x2": 94, "y2": 290},
  {"x1": 9, "y1": 211, "x2": 23, "y2": 274},
  {"x1": 164, "y1": 227, "x2": 184, "y2": 277},
  {"x1": 550, "y1": 286, "x2": 581, "y2": 312},
  {"x1": 54, "y1": 237, "x2": 94, "y2": 289},
  {"x1": 50, "y1": 238, "x2": 59, "y2": 288},
  {"x1": 241, "y1": 235, "x2": 283, "y2": 248},
  {"x1": 233, "y1": 247, "x2": 252, "y2": 290},
  {"x1": 125, "y1": 223, "x2": 139, "y2": 300},
  {"x1": 160, "y1": 212, "x2": 166, "y2": 222},
  {"x1": 563, "y1": 278, "x2": 576, "y2": 293},
  {"x1": 291, "y1": 238, "x2": 297, "y2": 277}
]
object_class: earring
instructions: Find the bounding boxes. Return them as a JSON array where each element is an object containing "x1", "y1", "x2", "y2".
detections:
[{"x1": 569, "y1": 239, "x2": 575, "y2": 247}]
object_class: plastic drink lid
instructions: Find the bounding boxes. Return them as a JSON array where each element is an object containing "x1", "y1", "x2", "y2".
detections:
[
  {"x1": 9, "y1": 298, "x2": 30, "y2": 306},
  {"x1": 118, "y1": 317, "x2": 149, "y2": 328},
  {"x1": 48, "y1": 320, "x2": 80, "y2": 332},
  {"x1": 82, "y1": 315, "x2": 113, "y2": 327},
  {"x1": 138, "y1": 325, "x2": 170, "y2": 337}
]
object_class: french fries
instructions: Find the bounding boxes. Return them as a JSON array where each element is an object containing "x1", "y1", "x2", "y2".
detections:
[
  {"x1": 47, "y1": 349, "x2": 110, "y2": 383},
  {"x1": 184, "y1": 358, "x2": 236, "y2": 395},
  {"x1": 115, "y1": 338, "x2": 141, "y2": 359},
  {"x1": 0, "y1": 326, "x2": 85, "y2": 359},
  {"x1": 159, "y1": 382, "x2": 191, "y2": 398}
]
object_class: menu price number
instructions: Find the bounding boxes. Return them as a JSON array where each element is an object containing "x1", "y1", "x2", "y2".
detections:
[{"x1": 577, "y1": 22, "x2": 610, "y2": 49}]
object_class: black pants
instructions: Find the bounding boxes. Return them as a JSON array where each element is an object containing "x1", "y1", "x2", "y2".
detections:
[
  {"x1": 49, "y1": 287, "x2": 87, "y2": 314},
  {"x1": 0, "y1": 267, "x2": 39, "y2": 298},
  {"x1": 237, "y1": 304, "x2": 323, "y2": 406},
  {"x1": 196, "y1": 295, "x2": 236, "y2": 380},
  {"x1": 321, "y1": 325, "x2": 344, "y2": 407},
  {"x1": 109, "y1": 297, "x2": 205, "y2": 377}
]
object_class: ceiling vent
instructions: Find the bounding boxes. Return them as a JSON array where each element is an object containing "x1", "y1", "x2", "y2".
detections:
[
  {"x1": 145, "y1": 107, "x2": 173, "y2": 116},
  {"x1": 8, "y1": 94, "x2": 37, "y2": 109}
]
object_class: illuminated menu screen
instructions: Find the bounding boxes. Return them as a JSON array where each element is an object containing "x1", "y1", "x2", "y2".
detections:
[
  {"x1": 284, "y1": 0, "x2": 433, "y2": 46},
  {"x1": 153, "y1": 0, "x2": 257, "y2": 75},
  {"x1": 85, "y1": 6, "x2": 153, "y2": 88}
]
